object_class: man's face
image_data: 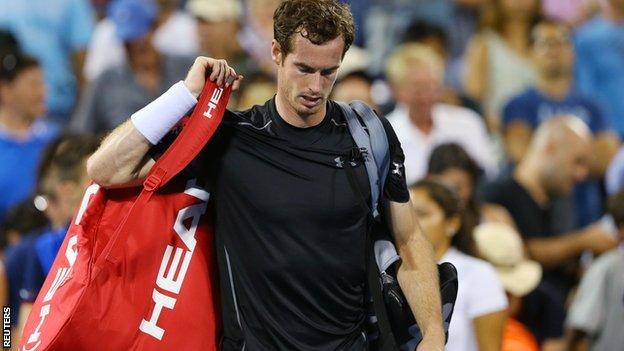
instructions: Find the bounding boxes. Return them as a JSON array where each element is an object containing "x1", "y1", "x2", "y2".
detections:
[
  {"x1": 197, "y1": 18, "x2": 239, "y2": 54},
  {"x1": 532, "y1": 24, "x2": 574, "y2": 79},
  {"x1": 125, "y1": 32, "x2": 158, "y2": 67},
  {"x1": 272, "y1": 33, "x2": 343, "y2": 117},
  {"x1": 541, "y1": 135, "x2": 591, "y2": 196},
  {"x1": 395, "y1": 64, "x2": 442, "y2": 115},
  {"x1": 1, "y1": 66, "x2": 46, "y2": 121}
]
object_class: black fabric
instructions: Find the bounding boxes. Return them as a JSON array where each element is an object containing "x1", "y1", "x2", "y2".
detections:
[
  {"x1": 151, "y1": 98, "x2": 408, "y2": 350},
  {"x1": 483, "y1": 177, "x2": 575, "y2": 341}
]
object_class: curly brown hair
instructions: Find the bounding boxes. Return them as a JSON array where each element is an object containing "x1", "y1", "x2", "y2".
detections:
[{"x1": 273, "y1": 0, "x2": 355, "y2": 59}]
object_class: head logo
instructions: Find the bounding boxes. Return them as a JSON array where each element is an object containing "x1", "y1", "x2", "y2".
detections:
[{"x1": 202, "y1": 87, "x2": 224, "y2": 119}]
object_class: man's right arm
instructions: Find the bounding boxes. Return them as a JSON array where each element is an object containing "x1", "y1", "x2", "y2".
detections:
[
  {"x1": 526, "y1": 224, "x2": 617, "y2": 269},
  {"x1": 86, "y1": 57, "x2": 241, "y2": 188}
]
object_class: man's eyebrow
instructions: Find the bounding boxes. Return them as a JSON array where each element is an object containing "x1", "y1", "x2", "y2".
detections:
[
  {"x1": 294, "y1": 62, "x2": 315, "y2": 71},
  {"x1": 294, "y1": 62, "x2": 340, "y2": 72}
]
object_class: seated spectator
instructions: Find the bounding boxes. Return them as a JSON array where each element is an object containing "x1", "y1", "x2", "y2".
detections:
[
  {"x1": 503, "y1": 19, "x2": 620, "y2": 228},
  {"x1": 331, "y1": 70, "x2": 377, "y2": 111},
  {"x1": 18, "y1": 134, "x2": 99, "y2": 329},
  {"x1": 484, "y1": 116, "x2": 618, "y2": 347},
  {"x1": 474, "y1": 222, "x2": 543, "y2": 351},
  {"x1": 410, "y1": 179, "x2": 508, "y2": 351},
  {"x1": 1, "y1": 198, "x2": 48, "y2": 335},
  {"x1": 503, "y1": 19, "x2": 619, "y2": 168},
  {"x1": 71, "y1": 0, "x2": 194, "y2": 134},
  {"x1": 402, "y1": 19, "x2": 482, "y2": 115},
  {"x1": 575, "y1": 0, "x2": 624, "y2": 137},
  {"x1": 0, "y1": 0, "x2": 95, "y2": 123},
  {"x1": 0, "y1": 55, "x2": 60, "y2": 223},
  {"x1": 84, "y1": 0, "x2": 199, "y2": 82},
  {"x1": 463, "y1": 0, "x2": 539, "y2": 130},
  {"x1": 187, "y1": 0, "x2": 255, "y2": 81},
  {"x1": 565, "y1": 190, "x2": 624, "y2": 351},
  {"x1": 385, "y1": 43, "x2": 497, "y2": 185},
  {"x1": 0, "y1": 29, "x2": 19, "y2": 59},
  {"x1": 427, "y1": 143, "x2": 515, "y2": 228},
  {"x1": 239, "y1": 0, "x2": 282, "y2": 76},
  {"x1": 364, "y1": 0, "x2": 484, "y2": 75}
]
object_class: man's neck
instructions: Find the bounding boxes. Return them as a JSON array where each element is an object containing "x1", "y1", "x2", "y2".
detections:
[
  {"x1": 0, "y1": 107, "x2": 35, "y2": 138},
  {"x1": 407, "y1": 107, "x2": 434, "y2": 135},
  {"x1": 536, "y1": 74, "x2": 572, "y2": 100},
  {"x1": 514, "y1": 160, "x2": 550, "y2": 207},
  {"x1": 274, "y1": 92, "x2": 326, "y2": 128}
]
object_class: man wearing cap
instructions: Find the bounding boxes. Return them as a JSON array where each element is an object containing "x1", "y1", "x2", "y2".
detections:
[
  {"x1": 86, "y1": 0, "x2": 446, "y2": 350},
  {"x1": 187, "y1": 0, "x2": 256, "y2": 81},
  {"x1": 71, "y1": 0, "x2": 194, "y2": 134}
]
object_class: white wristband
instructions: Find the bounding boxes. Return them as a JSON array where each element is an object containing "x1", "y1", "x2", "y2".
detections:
[{"x1": 131, "y1": 81, "x2": 198, "y2": 144}]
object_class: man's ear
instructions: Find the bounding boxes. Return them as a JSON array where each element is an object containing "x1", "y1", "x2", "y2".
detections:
[{"x1": 271, "y1": 39, "x2": 283, "y2": 65}]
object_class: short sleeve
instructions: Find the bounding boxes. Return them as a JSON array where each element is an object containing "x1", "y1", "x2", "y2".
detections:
[
  {"x1": 20, "y1": 244, "x2": 46, "y2": 303},
  {"x1": 585, "y1": 98, "x2": 611, "y2": 133},
  {"x1": 467, "y1": 261, "x2": 508, "y2": 318},
  {"x1": 379, "y1": 116, "x2": 409, "y2": 203},
  {"x1": 502, "y1": 95, "x2": 533, "y2": 129},
  {"x1": 565, "y1": 256, "x2": 608, "y2": 334},
  {"x1": 65, "y1": 0, "x2": 96, "y2": 50}
]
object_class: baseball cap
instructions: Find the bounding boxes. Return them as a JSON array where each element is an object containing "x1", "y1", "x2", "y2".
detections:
[
  {"x1": 186, "y1": 0, "x2": 242, "y2": 22},
  {"x1": 108, "y1": 0, "x2": 158, "y2": 42},
  {"x1": 474, "y1": 222, "x2": 542, "y2": 297}
]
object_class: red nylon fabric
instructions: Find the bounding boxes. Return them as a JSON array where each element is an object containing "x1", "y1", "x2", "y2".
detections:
[{"x1": 20, "y1": 81, "x2": 231, "y2": 351}]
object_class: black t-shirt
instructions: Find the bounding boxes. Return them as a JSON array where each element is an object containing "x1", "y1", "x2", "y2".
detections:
[
  {"x1": 152, "y1": 98, "x2": 408, "y2": 350},
  {"x1": 483, "y1": 177, "x2": 577, "y2": 341}
]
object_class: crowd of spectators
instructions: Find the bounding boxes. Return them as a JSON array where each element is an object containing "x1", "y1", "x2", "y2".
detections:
[{"x1": 1, "y1": 0, "x2": 623, "y2": 350}]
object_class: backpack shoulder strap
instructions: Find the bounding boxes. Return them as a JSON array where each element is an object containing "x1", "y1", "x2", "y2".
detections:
[{"x1": 336, "y1": 100, "x2": 389, "y2": 219}]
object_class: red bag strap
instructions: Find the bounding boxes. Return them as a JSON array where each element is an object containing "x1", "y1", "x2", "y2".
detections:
[{"x1": 143, "y1": 81, "x2": 232, "y2": 191}]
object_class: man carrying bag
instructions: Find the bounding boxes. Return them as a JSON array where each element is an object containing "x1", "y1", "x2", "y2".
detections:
[
  {"x1": 19, "y1": 79, "x2": 232, "y2": 351},
  {"x1": 57, "y1": 1, "x2": 451, "y2": 349}
]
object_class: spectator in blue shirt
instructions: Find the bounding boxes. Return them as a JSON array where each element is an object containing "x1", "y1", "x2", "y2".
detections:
[
  {"x1": 0, "y1": 0, "x2": 96, "y2": 123},
  {"x1": 0, "y1": 55, "x2": 60, "y2": 224},
  {"x1": 502, "y1": 19, "x2": 620, "y2": 227},
  {"x1": 1, "y1": 198, "x2": 49, "y2": 334},
  {"x1": 19, "y1": 134, "x2": 99, "y2": 326},
  {"x1": 574, "y1": 0, "x2": 624, "y2": 137}
]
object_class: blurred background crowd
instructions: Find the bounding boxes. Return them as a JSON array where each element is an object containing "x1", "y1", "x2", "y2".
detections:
[{"x1": 1, "y1": 0, "x2": 623, "y2": 350}]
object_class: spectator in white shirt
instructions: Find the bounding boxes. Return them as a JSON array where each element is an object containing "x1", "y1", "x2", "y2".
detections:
[
  {"x1": 410, "y1": 179, "x2": 508, "y2": 351},
  {"x1": 386, "y1": 43, "x2": 498, "y2": 185}
]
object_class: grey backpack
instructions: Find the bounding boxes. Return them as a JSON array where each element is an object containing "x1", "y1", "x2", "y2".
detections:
[{"x1": 337, "y1": 101, "x2": 457, "y2": 351}]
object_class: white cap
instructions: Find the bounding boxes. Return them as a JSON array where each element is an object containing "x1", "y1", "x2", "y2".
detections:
[
  {"x1": 474, "y1": 222, "x2": 542, "y2": 297},
  {"x1": 186, "y1": 0, "x2": 242, "y2": 22},
  {"x1": 337, "y1": 46, "x2": 370, "y2": 80}
]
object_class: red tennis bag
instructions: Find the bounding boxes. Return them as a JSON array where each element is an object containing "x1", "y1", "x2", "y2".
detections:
[{"x1": 20, "y1": 81, "x2": 231, "y2": 351}]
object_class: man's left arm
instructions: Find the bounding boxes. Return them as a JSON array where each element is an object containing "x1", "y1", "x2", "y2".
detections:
[
  {"x1": 386, "y1": 200, "x2": 445, "y2": 351},
  {"x1": 377, "y1": 116, "x2": 445, "y2": 350}
]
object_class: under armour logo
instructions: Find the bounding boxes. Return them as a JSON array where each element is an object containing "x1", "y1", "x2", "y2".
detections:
[
  {"x1": 392, "y1": 162, "x2": 403, "y2": 176},
  {"x1": 334, "y1": 157, "x2": 344, "y2": 168}
]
